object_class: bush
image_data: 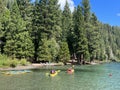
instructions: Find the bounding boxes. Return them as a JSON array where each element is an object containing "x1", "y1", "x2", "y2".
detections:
[
  {"x1": 1, "y1": 60, "x2": 9, "y2": 66},
  {"x1": 20, "y1": 59, "x2": 28, "y2": 66},
  {"x1": 58, "y1": 62, "x2": 64, "y2": 65},
  {"x1": 0, "y1": 54, "x2": 8, "y2": 61},
  {"x1": 0, "y1": 54, "x2": 9, "y2": 67},
  {"x1": 0, "y1": 54, "x2": 30, "y2": 67},
  {"x1": 9, "y1": 60, "x2": 18, "y2": 68}
]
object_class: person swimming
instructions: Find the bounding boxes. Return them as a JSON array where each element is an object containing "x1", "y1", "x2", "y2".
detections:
[{"x1": 109, "y1": 73, "x2": 112, "y2": 76}]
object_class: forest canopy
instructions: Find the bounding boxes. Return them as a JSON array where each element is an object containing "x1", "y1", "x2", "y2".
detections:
[{"x1": 0, "y1": 0, "x2": 120, "y2": 64}]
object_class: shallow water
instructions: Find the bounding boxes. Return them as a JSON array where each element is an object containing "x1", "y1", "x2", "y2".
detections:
[{"x1": 0, "y1": 62, "x2": 120, "y2": 90}]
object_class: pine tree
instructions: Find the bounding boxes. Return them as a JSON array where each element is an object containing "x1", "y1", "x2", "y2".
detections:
[
  {"x1": 37, "y1": 39, "x2": 52, "y2": 62},
  {"x1": 32, "y1": 0, "x2": 62, "y2": 62},
  {"x1": 38, "y1": 38, "x2": 59, "y2": 62},
  {"x1": 58, "y1": 42, "x2": 70, "y2": 64},
  {"x1": 46, "y1": 0, "x2": 62, "y2": 40},
  {"x1": 58, "y1": 1, "x2": 71, "y2": 63},
  {"x1": 4, "y1": 0, "x2": 34, "y2": 59},
  {"x1": 0, "y1": 0, "x2": 4, "y2": 53},
  {"x1": 61, "y1": 1, "x2": 72, "y2": 41},
  {"x1": 0, "y1": 0, "x2": 5, "y2": 39},
  {"x1": 82, "y1": 0, "x2": 90, "y2": 23},
  {"x1": 67, "y1": 7, "x2": 77, "y2": 59},
  {"x1": 32, "y1": 0, "x2": 42, "y2": 61},
  {"x1": 0, "y1": 0, "x2": 10, "y2": 53},
  {"x1": 74, "y1": 5, "x2": 88, "y2": 64},
  {"x1": 88, "y1": 13, "x2": 100, "y2": 61},
  {"x1": 17, "y1": 0, "x2": 33, "y2": 33},
  {"x1": 82, "y1": 0, "x2": 91, "y2": 61},
  {"x1": 46, "y1": 0, "x2": 62, "y2": 62},
  {"x1": 3, "y1": 0, "x2": 15, "y2": 9}
]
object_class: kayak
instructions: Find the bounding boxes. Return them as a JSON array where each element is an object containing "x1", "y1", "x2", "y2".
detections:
[
  {"x1": 50, "y1": 71, "x2": 58, "y2": 77},
  {"x1": 67, "y1": 69, "x2": 74, "y2": 74},
  {"x1": 46, "y1": 70, "x2": 60, "y2": 77}
]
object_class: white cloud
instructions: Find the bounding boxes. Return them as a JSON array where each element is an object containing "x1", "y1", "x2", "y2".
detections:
[
  {"x1": 58, "y1": 0, "x2": 75, "y2": 12},
  {"x1": 117, "y1": 13, "x2": 120, "y2": 16}
]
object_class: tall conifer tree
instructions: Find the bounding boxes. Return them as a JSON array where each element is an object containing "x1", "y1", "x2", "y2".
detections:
[
  {"x1": 89, "y1": 13, "x2": 100, "y2": 61},
  {"x1": 74, "y1": 5, "x2": 88, "y2": 64},
  {"x1": 17, "y1": 0, "x2": 33, "y2": 34},
  {"x1": 4, "y1": 0, "x2": 34, "y2": 59},
  {"x1": 58, "y1": 1, "x2": 71, "y2": 63},
  {"x1": 32, "y1": 0, "x2": 42, "y2": 61},
  {"x1": 82, "y1": 0, "x2": 90, "y2": 23},
  {"x1": 82, "y1": 0, "x2": 91, "y2": 61},
  {"x1": 0, "y1": 0, "x2": 10, "y2": 54},
  {"x1": 32, "y1": 0, "x2": 62, "y2": 62},
  {"x1": 62, "y1": 1, "x2": 72, "y2": 41},
  {"x1": 58, "y1": 42, "x2": 70, "y2": 64}
]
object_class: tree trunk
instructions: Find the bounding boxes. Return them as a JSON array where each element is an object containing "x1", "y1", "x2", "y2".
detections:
[
  {"x1": 77, "y1": 54, "x2": 81, "y2": 65},
  {"x1": 81, "y1": 54, "x2": 84, "y2": 64}
]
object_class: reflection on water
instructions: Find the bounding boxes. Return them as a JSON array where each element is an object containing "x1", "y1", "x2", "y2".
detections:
[{"x1": 0, "y1": 62, "x2": 120, "y2": 90}]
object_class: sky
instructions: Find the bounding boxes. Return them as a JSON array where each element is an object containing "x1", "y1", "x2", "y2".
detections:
[
  {"x1": 90, "y1": 0, "x2": 120, "y2": 26},
  {"x1": 32, "y1": 0, "x2": 120, "y2": 26},
  {"x1": 59, "y1": 0, "x2": 120, "y2": 26}
]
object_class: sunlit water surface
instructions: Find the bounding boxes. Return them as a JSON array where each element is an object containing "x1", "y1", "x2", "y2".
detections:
[{"x1": 0, "y1": 62, "x2": 120, "y2": 90}]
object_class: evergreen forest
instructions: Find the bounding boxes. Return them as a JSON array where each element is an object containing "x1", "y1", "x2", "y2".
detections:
[{"x1": 0, "y1": 0, "x2": 120, "y2": 65}]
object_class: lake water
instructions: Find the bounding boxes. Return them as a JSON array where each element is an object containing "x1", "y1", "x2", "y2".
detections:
[{"x1": 0, "y1": 62, "x2": 120, "y2": 90}]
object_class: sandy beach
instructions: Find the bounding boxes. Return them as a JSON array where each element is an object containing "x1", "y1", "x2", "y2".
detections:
[{"x1": 0, "y1": 63, "x2": 64, "y2": 71}]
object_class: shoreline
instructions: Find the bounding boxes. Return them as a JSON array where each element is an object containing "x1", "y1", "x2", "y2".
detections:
[
  {"x1": 0, "y1": 61, "x2": 111, "y2": 71},
  {"x1": 0, "y1": 63, "x2": 64, "y2": 71}
]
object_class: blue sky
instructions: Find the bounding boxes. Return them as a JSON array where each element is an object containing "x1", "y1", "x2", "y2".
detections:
[{"x1": 73, "y1": 0, "x2": 120, "y2": 26}]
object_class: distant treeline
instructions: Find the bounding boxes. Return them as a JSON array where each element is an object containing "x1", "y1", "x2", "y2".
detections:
[{"x1": 0, "y1": 0, "x2": 120, "y2": 64}]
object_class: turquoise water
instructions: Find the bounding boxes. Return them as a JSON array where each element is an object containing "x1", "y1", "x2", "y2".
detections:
[{"x1": 0, "y1": 62, "x2": 120, "y2": 90}]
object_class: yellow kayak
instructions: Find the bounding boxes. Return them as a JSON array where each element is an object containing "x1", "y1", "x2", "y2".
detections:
[
  {"x1": 46, "y1": 70, "x2": 60, "y2": 77},
  {"x1": 50, "y1": 71, "x2": 58, "y2": 77}
]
